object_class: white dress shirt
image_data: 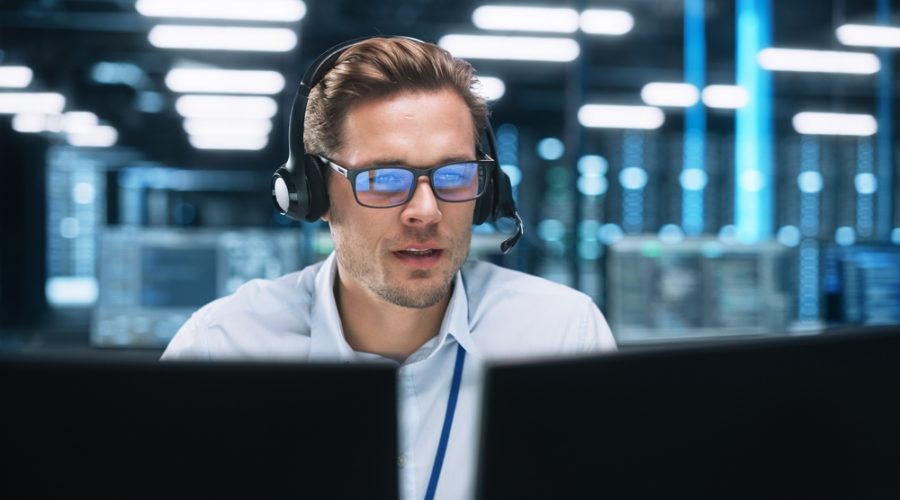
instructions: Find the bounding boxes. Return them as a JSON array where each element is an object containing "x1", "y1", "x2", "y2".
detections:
[{"x1": 162, "y1": 252, "x2": 617, "y2": 500}]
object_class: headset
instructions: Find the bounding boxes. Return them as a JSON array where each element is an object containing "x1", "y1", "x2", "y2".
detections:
[{"x1": 271, "y1": 36, "x2": 523, "y2": 254}]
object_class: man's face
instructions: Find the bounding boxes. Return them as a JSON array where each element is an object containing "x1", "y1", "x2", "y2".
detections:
[{"x1": 323, "y1": 89, "x2": 477, "y2": 309}]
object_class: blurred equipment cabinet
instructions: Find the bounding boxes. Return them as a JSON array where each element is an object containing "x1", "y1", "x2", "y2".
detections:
[{"x1": 606, "y1": 236, "x2": 794, "y2": 344}]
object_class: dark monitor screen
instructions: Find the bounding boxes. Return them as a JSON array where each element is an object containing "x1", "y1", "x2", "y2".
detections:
[
  {"x1": 477, "y1": 326, "x2": 900, "y2": 500},
  {"x1": 1, "y1": 358, "x2": 398, "y2": 500}
]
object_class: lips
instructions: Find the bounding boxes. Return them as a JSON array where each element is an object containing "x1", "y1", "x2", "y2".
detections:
[{"x1": 392, "y1": 244, "x2": 444, "y2": 269}]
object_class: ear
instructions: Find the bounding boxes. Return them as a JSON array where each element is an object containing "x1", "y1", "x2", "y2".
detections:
[{"x1": 321, "y1": 209, "x2": 331, "y2": 222}]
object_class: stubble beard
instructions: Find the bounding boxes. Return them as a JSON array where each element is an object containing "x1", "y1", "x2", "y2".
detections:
[{"x1": 332, "y1": 225, "x2": 470, "y2": 309}]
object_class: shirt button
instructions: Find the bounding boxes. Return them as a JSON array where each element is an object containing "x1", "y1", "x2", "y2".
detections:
[{"x1": 398, "y1": 454, "x2": 408, "y2": 468}]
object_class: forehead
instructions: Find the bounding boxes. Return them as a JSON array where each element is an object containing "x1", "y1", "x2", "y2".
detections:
[{"x1": 337, "y1": 89, "x2": 476, "y2": 168}]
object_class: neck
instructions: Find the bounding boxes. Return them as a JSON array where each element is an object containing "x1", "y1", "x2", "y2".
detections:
[{"x1": 333, "y1": 270, "x2": 452, "y2": 363}]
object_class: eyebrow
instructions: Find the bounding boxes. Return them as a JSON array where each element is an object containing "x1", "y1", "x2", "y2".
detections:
[{"x1": 363, "y1": 155, "x2": 477, "y2": 168}]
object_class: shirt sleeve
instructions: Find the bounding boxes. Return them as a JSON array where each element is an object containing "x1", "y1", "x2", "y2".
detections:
[
  {"x1": 160, "y1": 310, "x2": 211, "y2": 361},
  {"x1": 577, "y1": 298, "x2": 618, "y2": 354}
]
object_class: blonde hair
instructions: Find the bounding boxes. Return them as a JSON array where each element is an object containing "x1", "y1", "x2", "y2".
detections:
[{"x1": 303, "y1": 37, "x2": 489, "y2": 157}]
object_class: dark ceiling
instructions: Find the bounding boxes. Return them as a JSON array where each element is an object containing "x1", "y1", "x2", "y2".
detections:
[{"x1": 0, "y1": 0, "x2": 894, "y2": 170}]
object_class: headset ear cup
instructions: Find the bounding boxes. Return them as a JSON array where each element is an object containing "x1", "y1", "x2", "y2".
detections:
[
  {"x1": 473, "y1": 168, "x2": 495, "y2": 225},
  {"x1": 302, "y1": 155, "x2": 329, "y2": 221},
  {"x1": 492, "y1": 168, "x2": 515, "y2": 220}
]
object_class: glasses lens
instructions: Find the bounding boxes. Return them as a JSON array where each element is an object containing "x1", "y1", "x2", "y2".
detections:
[
  {"x1": 355, "y1": 168, "x2": 415, "y2": 207},
  {"x1": 433, "y1": 162, "x2": 483, "y2": 201}
]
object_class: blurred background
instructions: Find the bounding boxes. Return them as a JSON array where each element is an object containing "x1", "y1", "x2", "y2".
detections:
[{"x1": 1, "y1": 0, "x2": 898, "y2": 357}]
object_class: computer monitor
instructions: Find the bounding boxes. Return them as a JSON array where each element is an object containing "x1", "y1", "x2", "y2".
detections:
[
  {"x1": 476, "y1": 325, "x2": 900, "y2": 500},
  {"x1": 0, "y1": 357, "x2": 398, "y2": 500},
  {"x1": 93, "y1": 227, "x2": 302, "y2": 348}
]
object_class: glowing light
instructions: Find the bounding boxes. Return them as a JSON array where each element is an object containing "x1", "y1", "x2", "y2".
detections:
[
  {"x1": 472, "y1": 6, "x2": 578, "y2": 33},
  {"x1": 165, "y1": 68, "x2": 285, "y2": 94},
  {"x1": 577, "y1": 176, "x2": 608, "y2": 196},
  {"x1": 740, "y1": 170, "x2": 766, "y2": 192},
  {"x1": 175, "y1": 95, "x2": 278, "y2": 119},
  {"x1": 0, "y1": 66, "x2": 33, "y2": 88},
  {"x1": 580, "y1": 9, "x2": 634, "y2": 35},
  {"x1": 702, "y1": 85, "x2": 749, "y2": 109},
  {"x1": 189, "y1": 135, "x2": 268, "y2": 151},
  {"x1": 537, "y1": 138, "x2": 565, "y2": 161},
  {"x1": 578, "y1": 104, "x2": 665, "y2": 129},
  {"x1": 758, "y1": 48, "x2": 880, "y2": 74},
  {"x1": 599, "y1": 223, "x2": 624, "y2": 244},
  {"x1": 137, "y1": 0, "x2": 306, "y2": 22},
  {"x1": 578, "y1": 155, "x2": 607, "y2": 176},
  {"x1": 474, "y1": 76, "x2": 506, "y2": 101},
  {"x1": 777, "y1": 225, "x2": 801, "y2": 247},
  {"x1": 835, "y1": 226, "x2": 856, "y2": 246},
  {"x1": 183, "y1": 118, "x2": 272, "y2": 137},
  {"x1": 855, "y1": 172, "x2": 878, "y2": 195},
  {"x1": 439, "y1": 35, "x2": 579, "y2": 62},
  {"x1": 797, "y1": 171, "x2": 824, "y2": 193},
  {"x1": 149, "y1": 25, "x2": 297, "y2": 52},
  {"x1": 836, "y1": 23, "x2": 900, "y2": 48},
  {"x1": 67, "y1": 125, "x2": 118, "y2": 147},
  {"x1": 679, "y1": 168, "x2": 708, "y2": 191},
  {"x1": 537, "y1": 219, "x2": 566, "y2": 241},
  {"x1": 640, "y1": 82, "x2": 699, "y2": 107},
  {"x1": 658, "y1": 224, "x2": 685, "y2": 244},
  {"x1": 792, "y1": 112, "x2": 877, "y2": 136},
  {"x1": 73, "y1": 182, "x2": 96, "y2": 204},
  {"x1": 501, "y1": 165, "x2": 522, "y2": 187},
  {"x1": 0, "y1": 92, "x2": 65, "y2": 114},
  {"x1": 619, "y1": 167, "x2": 648, "y2": 190}
]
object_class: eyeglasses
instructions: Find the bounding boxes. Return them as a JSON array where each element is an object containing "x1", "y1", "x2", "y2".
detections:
[{"x1": 321, "y1": 156, "x2": 494, "y2": 208}]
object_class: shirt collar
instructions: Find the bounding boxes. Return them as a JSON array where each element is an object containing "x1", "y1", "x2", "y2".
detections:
[{"x1": 307, "y1": 252, "x2": 481, "y2": 364}]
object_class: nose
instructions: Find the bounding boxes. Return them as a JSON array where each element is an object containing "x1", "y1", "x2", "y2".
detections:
[{"x1": 401, "y1": 177, "x2": 443, "y2": 227}]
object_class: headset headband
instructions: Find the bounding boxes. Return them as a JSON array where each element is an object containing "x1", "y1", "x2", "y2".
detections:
[{"x1": 272, "y1": 36, "x2": 523, "y2": 254}]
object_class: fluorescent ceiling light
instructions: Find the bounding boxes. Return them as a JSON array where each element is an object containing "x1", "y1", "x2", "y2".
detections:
[
  {"x1": 578, "y1": 104, "x2": 665, "y2": 129},
  {"x1": 475, "y1": 76, "x2": 506, "y2": 101},
  {"x1": 758, "y1": 48, "x2": 880, "y2": 74},
  {"x1": 472, "y1": 6, "x2": 578, "y2": 33},
  {"x1": 701, "y1": 85, "x2": 749, "y2": 109},
  {"x1": 189, "y1": 135, "x2": 268, "y2": 151},
  {"x1": 137, "y1": 0, "x2": 306, "y2": 22},
  {"x1": 63, "y1": 111, "x2": 99, "y2": 134},
  {"x1": 640, "y1": 82, "x2": 699, "y2": 107},
  {"x1": 12, "y1": 113, "x2": 49, "y2": 133},
  {"x1": 0, "y1": 66, "x2": 34, "y2": 88},
  {"x1": 439, "y1": 35, "x2": 579, "y2": 62},
  {"x1": 0, "y1": 92, "x2": 65, "y2": 114},
  {"x1": 580, "y1": 9, "x2": 634, "y2": 35},
  {"x1": 183, "y1": 118, "x2": 273, "y2": 137},
  {"x1": 67, "y1": 125, "x2": 119, "y2": 147},
  {"x1": 792, "y1": 112, "x2": 878, "y2": 136},
  {"x1": 166, "y1": 68, "x2": 285, "y2": 94},
  {"x1": 836, "y1": 23, "x2": 900, "y2": 48},
  {"x1": 175, "y1": 95, "x2": 278, "y2": 119},
  {"x1": 149, "y1": 25, "x2": 297, "y2": 52}
]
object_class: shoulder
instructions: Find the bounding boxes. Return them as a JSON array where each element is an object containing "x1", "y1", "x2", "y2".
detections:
[
  {"x1": 462, "y1": 260, "x2": 616, "y2": 358},
  {"x1": 462, "y1": 260, "x2": 594, "y2": 311},
  {"x1": 161, "y1": 260, "x2": 326, "y2": 360}
]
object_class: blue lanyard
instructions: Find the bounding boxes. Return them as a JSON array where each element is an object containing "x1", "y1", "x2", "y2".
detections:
[{"x1": 423, "y1": 342, "x2": 466, "y2": 500}]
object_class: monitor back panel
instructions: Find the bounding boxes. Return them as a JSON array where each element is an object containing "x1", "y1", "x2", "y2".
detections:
[
  {"x1": 1, "y1": 359, "x2": 398, "y2": 500},
  {"x1": 478, "y1": 327, "x2": 900, "y2": 500}
]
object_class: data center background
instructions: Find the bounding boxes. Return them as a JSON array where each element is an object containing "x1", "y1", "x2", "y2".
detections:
[{"x1": 1, "y1": 0, "x2": 899, "y2": 354}]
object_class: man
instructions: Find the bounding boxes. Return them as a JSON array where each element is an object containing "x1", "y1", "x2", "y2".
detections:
[{"x1": 162, "y1": 37, "x2": 616, "y2": 500}]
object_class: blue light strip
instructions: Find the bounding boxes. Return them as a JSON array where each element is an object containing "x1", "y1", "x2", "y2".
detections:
[
  {"x1": 735, "y1": 0, "x2": 773, "y2": 243},
  {"x1": 798, "y1": 137, "x2": 821, "y2": 322},
  {"x1": 682, "y1": 0, "x2": 706, "y2": 236},
  {"x1": 877, "y1": 0, "x2": 893, "y2": 241}
]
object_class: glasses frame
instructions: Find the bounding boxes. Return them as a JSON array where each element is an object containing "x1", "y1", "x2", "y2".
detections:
[{"x1": 320, "y1": 155, "x2": 495, "y2": 209}]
